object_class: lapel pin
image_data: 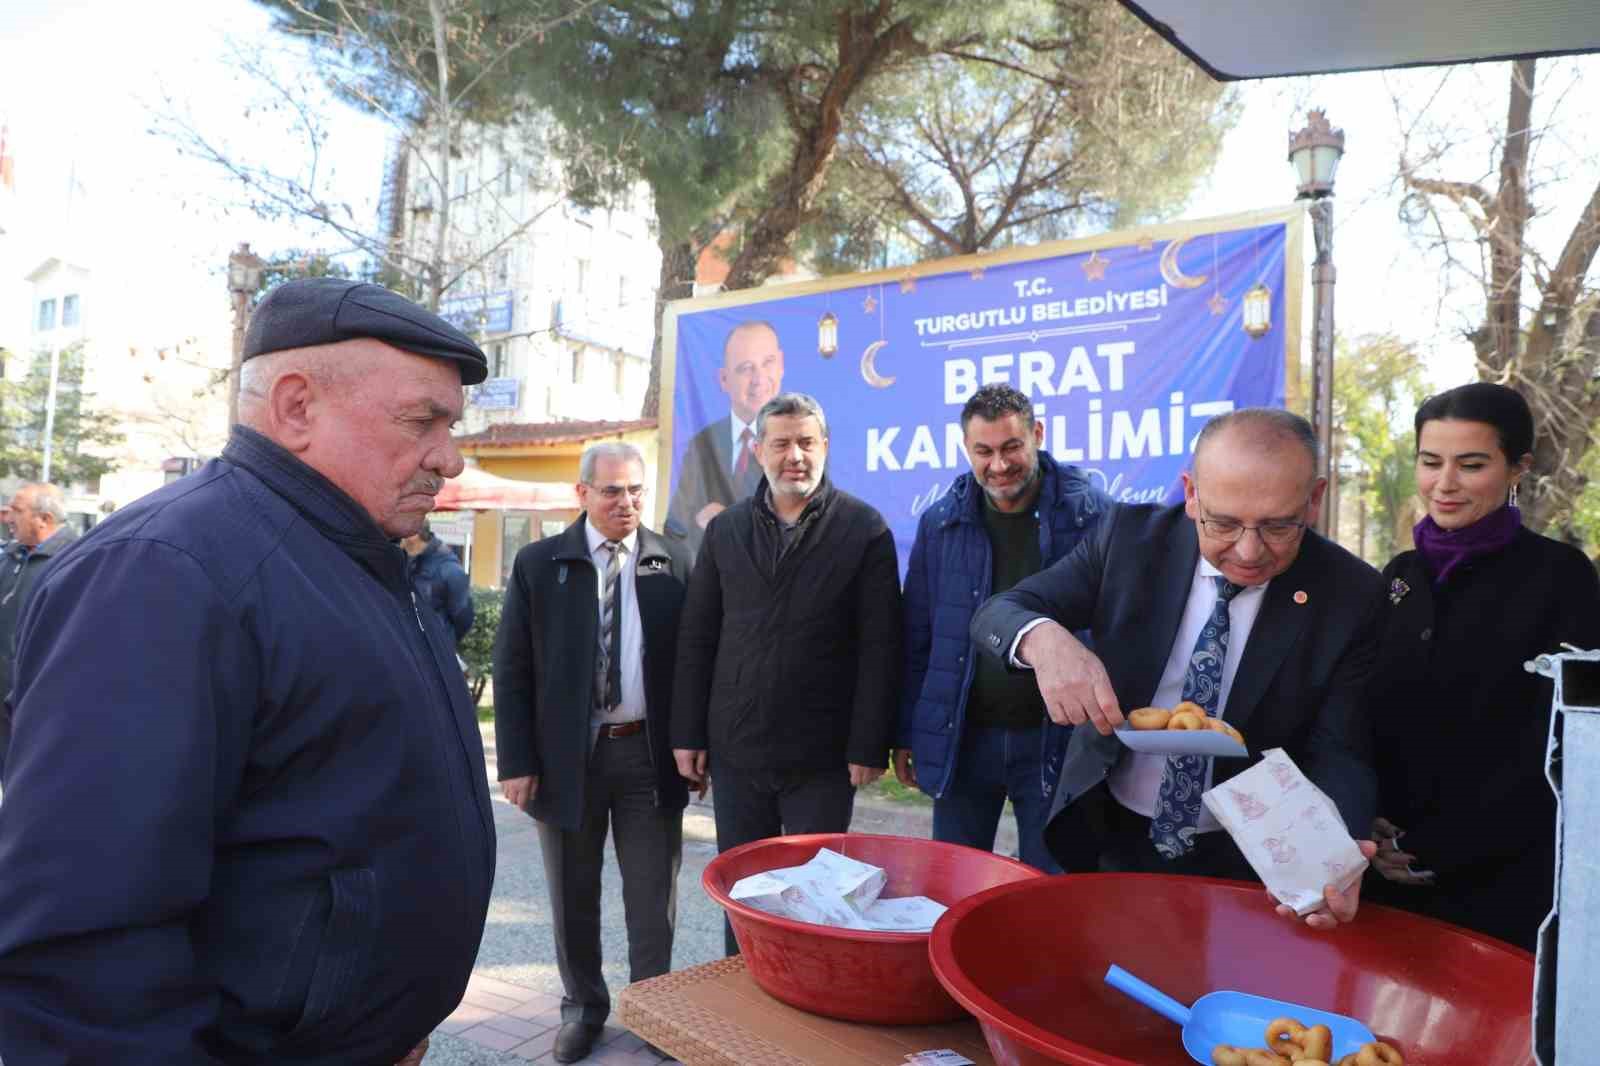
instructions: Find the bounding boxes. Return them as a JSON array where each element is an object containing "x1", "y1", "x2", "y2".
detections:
[
  {"x1": 1293, "y1": 590, "x2": 1308, "y2": 605},
  {"x1": 1389, "y1": 577, "x2": 1410, "y2": 605}
]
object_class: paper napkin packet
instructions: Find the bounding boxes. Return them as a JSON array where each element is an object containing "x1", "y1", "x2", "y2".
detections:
[
  {"x1": 728, "y1": 847, "x2": 948, "y2": 931},
  {"x1": 1202, "y1": 748, "x2": 1368, "y2": 915}
]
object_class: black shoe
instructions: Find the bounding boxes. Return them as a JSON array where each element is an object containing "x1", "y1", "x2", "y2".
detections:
[{"x1": 553, "y1": 1021, "x2": 604, "y2": 1063}]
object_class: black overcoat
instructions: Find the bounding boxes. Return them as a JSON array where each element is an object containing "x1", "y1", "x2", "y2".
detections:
[
  {"x1": 493, "y1": 517, "x2": 691, "y2": 831},
  {"x1": 1366, "y1": 527, "x2": 1600, "y2": 948}
]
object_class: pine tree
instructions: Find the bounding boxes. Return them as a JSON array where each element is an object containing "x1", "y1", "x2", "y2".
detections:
[{"x1": 0, "y1": 343, "x2": 126, "y2": 486}]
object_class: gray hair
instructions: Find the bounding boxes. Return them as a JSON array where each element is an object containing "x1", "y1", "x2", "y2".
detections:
[
  {"x1": 579, "y1": 441, "x2": 645, "y2": 483},
  {"x1": 236, "y1": 346, "x2": 361, "y2": 427},
  {"x1": 755, "y1": 392, "x2": 828, "y2": 441},
  {"x1": 16, "y1": 482, "x2": 67, "y2": 523},
  {"x1": 1193, "y1": 407, "x2": 1318, "y2": 469}
]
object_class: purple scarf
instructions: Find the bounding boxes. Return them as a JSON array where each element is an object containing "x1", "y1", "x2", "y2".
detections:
[{"x1": 1413, "y1": 504, "x2": 1522, "y2": 585}]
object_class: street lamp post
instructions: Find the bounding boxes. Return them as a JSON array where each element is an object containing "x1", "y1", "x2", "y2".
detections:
[
  {"x1": 1289, "y1": 110, "x2": 1345, "y2": 538},
  {"x1": 227, "y1": 243, "x2": 266, "y2": 429}
]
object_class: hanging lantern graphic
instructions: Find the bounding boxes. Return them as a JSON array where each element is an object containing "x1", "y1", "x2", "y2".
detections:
[
  {"x1": 818, "y1": 311, "x2": 839, "y2": 357},
  {"x1": 1241, "y1": 283, "x2": 1272, "y2": 338}
]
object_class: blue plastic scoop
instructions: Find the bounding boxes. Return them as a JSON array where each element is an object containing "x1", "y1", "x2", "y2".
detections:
[{"x1": 1104, "y1": 964, "x2": 1377, "y2": 1064}]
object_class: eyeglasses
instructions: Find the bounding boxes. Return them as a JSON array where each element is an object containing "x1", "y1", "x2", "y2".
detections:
[
  {"x1": 1195, "y1": 493, "x2": 1308, "y2": 545},
  {"x1": 588, "y1": 484, "x2": 646, "y2": 502}
]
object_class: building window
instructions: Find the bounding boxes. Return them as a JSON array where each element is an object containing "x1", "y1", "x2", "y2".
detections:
[
  {"x1": 62, "y1": 294, "x2": 80, "y2": 327},
  {"x1": 36, "y1": 298, "x2": 56, "y2": 331},
  {"x1": 453, "y1": 168, "x2": 468, "y2": 197},
  {"x1": 490, "y1": 342, "x2": 509, "y2": 378},
  {"x1": 618, "y1": 275, "x2": 628, "y2": 309},
  {"x1": 571, "y1": 347, "x2": 583, "y2": 384},
  {"x1": 500, "y1": 511, "x2": 533, "y2": 586},
  {"x1": 494, "y1": 251, "x2": 510, "y2": 287},
  {"x1": 501, "y1": 165, "x2": 515, "y2": 196},
  {"x1": 574, "y1": 258, "x2": 589, "y2": 295}
]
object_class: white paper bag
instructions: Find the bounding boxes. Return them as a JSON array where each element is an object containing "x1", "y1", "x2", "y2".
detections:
[
  {"x1": 859, "y1": 895, "x2": 948, "y2": 932},
  {"x1": 728, "y1": 847, "x2": 888, "y2": 929},
  {"x1": 1202, "y1": 748, "x2": 1368, "y2": 915}
]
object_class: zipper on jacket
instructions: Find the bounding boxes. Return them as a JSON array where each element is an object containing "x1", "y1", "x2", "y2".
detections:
[{"x1": 409, "y1": 589, "x2": 426, "y2": 632}]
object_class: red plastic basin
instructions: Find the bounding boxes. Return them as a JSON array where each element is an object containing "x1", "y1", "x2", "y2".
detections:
[
  {"x1": 702, "y1": 833, "x2": 1045, "y2": 1024},
  {"x1": 929, "y1": 874, "x2": 1535, "y2": 1066}
]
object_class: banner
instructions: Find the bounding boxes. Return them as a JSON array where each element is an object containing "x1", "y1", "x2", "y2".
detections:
[{"x1": 658, "y1": 207, "x2": 1303, "y2": 565}]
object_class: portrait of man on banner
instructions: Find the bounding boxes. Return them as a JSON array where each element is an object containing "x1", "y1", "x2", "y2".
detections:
[{"x1": 663, "y1": 319, "x2": 785, "y2": 558}]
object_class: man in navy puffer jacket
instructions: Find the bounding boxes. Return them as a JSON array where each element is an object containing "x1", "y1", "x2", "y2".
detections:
[
  {"x1": 895, "y1": 385, "x2": 1108, "y2": 872},
  {"x1": 0, "y1": 279, "x2": 496, "y2": 1066}
]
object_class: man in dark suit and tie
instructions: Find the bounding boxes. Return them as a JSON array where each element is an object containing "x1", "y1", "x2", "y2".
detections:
[
  {"x1": 971, "y1": 408, "x2": 1383, "y2": 929},
  {"x1": 664, "y1": 320, "x2": 784, "y2": 559},
  {"x1": 494, "y1": 442, "x2": 691, "y2": 1062}
]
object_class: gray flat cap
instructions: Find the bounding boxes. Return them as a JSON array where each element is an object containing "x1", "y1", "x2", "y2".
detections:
[{"x1": 242, "y1": 278, "x2": 489, "y2": 385}]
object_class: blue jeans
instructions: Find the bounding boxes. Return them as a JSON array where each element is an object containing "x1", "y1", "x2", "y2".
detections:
[{"x1": 932, "y1": 725, "x2": 1062, "y2": 874}]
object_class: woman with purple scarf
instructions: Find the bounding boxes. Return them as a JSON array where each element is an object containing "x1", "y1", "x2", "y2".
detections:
[{"x1": 1365, "y1": 382, "x2": 1600, "y2": 949}]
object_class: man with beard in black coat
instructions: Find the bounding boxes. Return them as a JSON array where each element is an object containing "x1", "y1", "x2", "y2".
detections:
[{"x1": 671, "y1": 392, "x2": 902, "y2": 955}]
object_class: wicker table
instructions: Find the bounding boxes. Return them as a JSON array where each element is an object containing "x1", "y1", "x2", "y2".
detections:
[{"x1": 616, "y1": 956, "x2": 996, "y2": 1066}]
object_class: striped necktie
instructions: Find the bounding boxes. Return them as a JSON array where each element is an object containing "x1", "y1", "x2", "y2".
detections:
[
  {"x1": 1150, "y1": 575, "x2": 1243, "y2": 859},
  {"x1": 595, "y1": 540, "x2": 625, "y2": 710}
]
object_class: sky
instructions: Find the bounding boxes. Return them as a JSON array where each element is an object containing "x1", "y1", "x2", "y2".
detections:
[{"x1": 1, "y1": 0, "x2": 1596, "y2": 393}]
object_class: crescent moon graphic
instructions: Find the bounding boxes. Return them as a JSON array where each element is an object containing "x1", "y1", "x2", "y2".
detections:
[
  {"x1": 1158, "y1": 237, "x2": 1207, "y2": 289},
  {"x1": 860, "y1": 340, "x2": 895, "y2": 389}
]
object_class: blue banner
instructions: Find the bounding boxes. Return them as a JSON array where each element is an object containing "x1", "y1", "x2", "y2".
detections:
[{"x1": 664, "y1": 214, "x2": 1295, "y2": 564}]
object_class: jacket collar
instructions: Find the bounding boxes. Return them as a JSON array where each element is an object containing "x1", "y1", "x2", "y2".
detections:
[
  {"x1": 753, "y1": 473, "x2": 834, "y2": 528},
  {"x1": 554, "y1": 514, "x2": 672, "y2": 569},
  {"x1": 222, "y1": 425, "x2": 409, "y2": 591},
  {"x1": 28, "y1": 524, "x2": 78, "y2": 559},
  {"x1": 944, "y1": 452, "x2": 1087, "y2": 527}
]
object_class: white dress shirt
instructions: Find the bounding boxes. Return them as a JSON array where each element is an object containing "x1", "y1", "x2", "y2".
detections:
[
  {"x1": 585, "y1": 523, "x2": 646, "y2": 727},
  {"x1": 1105, "y1": 557, "x2": 1268, "y2": 831}
]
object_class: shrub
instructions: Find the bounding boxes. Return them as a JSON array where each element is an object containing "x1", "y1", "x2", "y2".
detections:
[{"x1": 461, "y1": 586, "x2": 503, "y2": 704}]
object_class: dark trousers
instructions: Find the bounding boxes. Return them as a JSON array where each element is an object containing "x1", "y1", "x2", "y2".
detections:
[
  {"x1": 709, "y1": 759, "x2": 856, "y2": 955},
  {"x1": 536, "y1": 730, "x2": 683, "y2": 1024},
  {"x1": 932, "y1": 725, "x2": 1062, "y2": 874},
  {"x1": 1097, "y1": 796, "x2": 1256, "y2": 881}
]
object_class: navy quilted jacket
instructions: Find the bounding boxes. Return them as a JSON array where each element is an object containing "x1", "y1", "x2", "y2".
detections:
[{"x1": 898, "y1": 452, "x2": 1109, "y2": 799}]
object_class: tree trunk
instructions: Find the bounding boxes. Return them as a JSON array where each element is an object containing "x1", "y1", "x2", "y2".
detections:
[
  {"x1": 641, "y1": 237, "x2": 697, "y2": 420},
  {"x1": 1483, "y1": 58, "x2": 1536, "y2": 375},
  {"x1": 427, "y1": 0, "x2": 452, "y2": 311},
  {"x1": 722, "y1": 5, "x2": 920, "y2": 290}
]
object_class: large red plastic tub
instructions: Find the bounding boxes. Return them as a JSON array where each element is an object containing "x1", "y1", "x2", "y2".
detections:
[
  {"x1": 929, "y1": 874, "x2": 1535, "y2": 1066},
  {"x1": 702, "y1": 833, "x2": 1044, "y2": 1024}
]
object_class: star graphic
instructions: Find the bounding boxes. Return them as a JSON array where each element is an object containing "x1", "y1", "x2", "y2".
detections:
[
  {"x1": 1208, "y1": 291, "x2": 1228, "y2": 316},
  {"x1": 899, "y1": 274, "x2": 917, "y2": 294},
  {"x1": 1136, "y1": 235, "x2": 1155, "y2": 252},
  {"x1": 1081, "y1": 250, "x2": 1109, "y2": 281},
  {"x1": 969, "y1": 266, "x2": 985, "y2": 281},
  {"x1": 862, "y1": 293, "x2": 877, "y2": 314}
]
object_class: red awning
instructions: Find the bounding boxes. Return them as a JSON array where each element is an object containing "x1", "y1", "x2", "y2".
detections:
[{"x1": 433, "y1": 465, "x2": 579, "y2": 512}]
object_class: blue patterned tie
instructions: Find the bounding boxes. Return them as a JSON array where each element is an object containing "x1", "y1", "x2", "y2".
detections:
[{"x1": 1150, "y1": 575, "x2": 1243, "y2": 859}]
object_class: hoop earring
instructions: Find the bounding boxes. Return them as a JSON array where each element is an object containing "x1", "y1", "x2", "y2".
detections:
[{"x1": 1509, "y1": 482, "x2": 1520, "y2": 508}]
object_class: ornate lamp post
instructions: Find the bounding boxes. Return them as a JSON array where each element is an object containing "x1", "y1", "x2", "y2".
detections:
[
  {"x1": 1289, "y1": 110, "x2": 1345, "y2": 537},
  {"x1": 227, "y1": 243, "x2": 266, "y2": 429}
]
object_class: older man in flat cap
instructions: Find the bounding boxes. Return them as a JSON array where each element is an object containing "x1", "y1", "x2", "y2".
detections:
[{"x1": 0, "y1": 279, "x2": 494, "y2": 1066}]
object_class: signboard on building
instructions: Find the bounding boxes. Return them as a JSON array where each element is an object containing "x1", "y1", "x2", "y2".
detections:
[
  {"x1": 440, "y1": 290, "x2": 515, "y2": 335},
  {"x1": 470, "y1": 377, "x2": 521, "y2": 410},
  {"x1": 658, "y1": 206, "x2": 1303, "y2": 565},
  {"x1": 428, "y1": 511, "x2": 475, "y2": 547}
]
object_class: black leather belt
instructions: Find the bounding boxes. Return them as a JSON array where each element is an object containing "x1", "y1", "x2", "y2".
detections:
[{"x1": 597, "y1": 720, "x2": 645, "y2": 739}]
